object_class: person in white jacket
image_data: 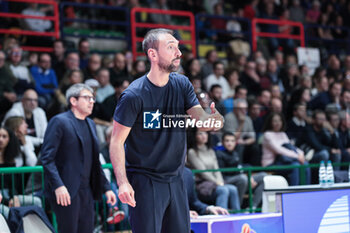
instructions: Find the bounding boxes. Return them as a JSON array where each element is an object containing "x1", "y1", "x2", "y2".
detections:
[
  {"x1": 4, "y1": 116, "x2": 39, "y2": 167},
  {"x1": 2, "y1": 89, "x2": 47, "y2": 141}
]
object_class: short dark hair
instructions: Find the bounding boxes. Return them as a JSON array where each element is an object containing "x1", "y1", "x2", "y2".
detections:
[
  {"x1": 222, "y1": 131, "x2": 236, "y2": 141},
  {"x1": 142, "y1": 28, "x2": 173, "y2": 56},
  {"x1": 235, "y1": 85, "x2": 247, "y2": 94},
  {"x1": 312, "y1": 109, "x2": 325, "y2": 119},
  {"x1": 213, "y1": 61, "x2": 224, "y2": 70},
  {"x1": 78, "y1": 38, "x2": 88, "y2": 47},
  {"x1": 210, "y1": 84, "x2": 222, "y2": 93}
]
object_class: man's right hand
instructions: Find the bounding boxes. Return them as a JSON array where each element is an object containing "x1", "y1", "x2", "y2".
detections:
[
  {"x1": 118, "y1": 182, "x2": 136, "y2": 207},
  {"x1": 55, "y1": 186, "x2": 71, "y2": 206}
]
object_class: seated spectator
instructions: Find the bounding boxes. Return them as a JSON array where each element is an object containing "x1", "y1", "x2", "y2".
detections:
[
  {"x1": 0, "y1": 126, "x2": 42, "y2": 218},
  {"x1": 109, "y1": 53, "x2": 131, "y2": 84},
  {"x1": 30, "y1": 53, "x2": 58, "y2": 108},
  {"x1": 305, "y1": 0, "x2": 321, "y2": 24},
  {"x1": 248, "y1": 100, "x2": 264, "y2": 136},
  {"x1": 21, "y1": 3, "x2": 52, "y2": 32},
  {"x1": 270, "y1": 97, "x2": 283, "y2": 114},
  {"x1": 225, "y1": 69, "x2": 240, "y2": 98},
  {"x1": 240, "y1": 61, "x2": 260, "y2": 97},
  {"x1": 338, "y1": 111, "x2": 350, "y2": 162},
  {"x1": 261, "y1": 112, "x2": 311, "y2": 185},
  {"x1": 185, "y1": 58, "x2": 203, "y2": 82},
  {"x1": 51, "y1": 39, "x2": 65, "y2": 81},
  {"x1": 130, "y1": 59, "x2": 146, "y2": 81},
  {"x1": 3, "y1": 89, "x2": 47, "y2": 141},
  {"x1": 59, "y1": 52, "x2": 80, "y2": 86},
  {"x1": 340, "y1": 89, "x2": 350, "y2": 111},
  {"x1": 286, "y1": 87, "x2": 311, "y2": 121},
  {"x1": 216, "y1": 132, "x2": 266, "y2": 209},
  {"x1": 286, "y1": 103, "x2": 309, "y2": 146},
  {"x1": 96, "y1": 68, "x2": 114, "y2": 103},
  {"x1": 4, "y1": 116, "x2": 39, "y2": 167},
  {"x1": 257, "y1": 89, "x2": 271, "y2": 117},
  {"x1": 82, "y1": 53, "x2": 101, "y2": 80},
  {"x1": 0, "y1": 50, "x2": 16, "y2": 119},
  {"x1": 256, "y1": 58, "x2": 270, "y2": 90},
  {"x1": 201, "y1": 50, "x2": 218, "y2": 79},
  {"x1": 204, "y1": 61, "x2": 231, "y2": 99},
  {"x1": 150, "y1": 0, "x2": 171, "y2": 24},
  {"x1": 7, "y1": 46, "x2": 35, "y2": 96},
  {"x1": 78, "y1": 38, "x2": 90, "y2": 70},
  {"x1": 223, "y1": 99, "x2": 260, "y2": 166},
  {"x1": 183, "y1": 167, "x2": 229, "y2": 218},
  {"x1": 303, "y1": 110, "x2": 341, "y2": 174},
  {"x1": 209, "y1": 84, "x2": 226, "y2": 116},
  {"x1": 267, "y1": 58, "x2": 284, "y2": 94},
  {"x1": 308, "y1": 81, "x2": 342, "y2": 111},
  {"x1": 187, "y1": 128, "x2": 240, "y2": 211}
]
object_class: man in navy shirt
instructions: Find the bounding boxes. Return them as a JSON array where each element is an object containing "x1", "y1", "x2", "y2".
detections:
[{"x1": 110, "y1": 28, "x2": 224, "y2": 233}]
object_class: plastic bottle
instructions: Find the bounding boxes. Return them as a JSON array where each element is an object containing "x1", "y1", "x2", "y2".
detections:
[
  {"x1": 319, "y1": 160, "x2": 327, "y2": 187},
  {"x1": 326, "y1": 160, "x2": 334, "y2": 187}
]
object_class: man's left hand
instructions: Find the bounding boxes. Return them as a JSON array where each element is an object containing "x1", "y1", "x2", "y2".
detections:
[
  {"x1": 209, "y1": 102, "x2": 224, "y2": 131},
  {"x1": 105, "y1": 190, "x2": 117, "y2": 206}
]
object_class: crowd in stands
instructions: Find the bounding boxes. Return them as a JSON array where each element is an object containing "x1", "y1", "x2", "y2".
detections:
[{"x1": 0, "y1": 0, "x2": 350, "y2": 230}]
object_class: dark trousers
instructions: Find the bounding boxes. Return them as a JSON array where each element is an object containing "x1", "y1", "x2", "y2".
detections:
[
  {"x1": 128, "y1": 173, "x2": 190, "y2": 233},
  {"x1": 50, "y1": 186, "x2": 94, "y2": 233}
]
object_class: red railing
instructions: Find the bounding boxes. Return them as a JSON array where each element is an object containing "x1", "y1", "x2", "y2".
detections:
[
  {"x1": 251, "y1": 18, "x2": 305, "y2": 51},
  {"x1": 130, "y1": 7, "x2": 196, "y2": 59},
  {"x1": 0, "y1": 0, "x2": 59, "y2": 52}
]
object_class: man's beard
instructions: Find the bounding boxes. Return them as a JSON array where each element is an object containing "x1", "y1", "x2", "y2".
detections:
[{"x1": 158, "y1": 58, "x2": 180, "y2": 73}]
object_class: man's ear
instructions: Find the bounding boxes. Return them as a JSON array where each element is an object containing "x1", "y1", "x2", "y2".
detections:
[
  {"x1": 148, "y1": 49, "x2": 157, "y2": 62},
  {"x1": 69, "y1": 96, "x2": 77, "y2": 107}
]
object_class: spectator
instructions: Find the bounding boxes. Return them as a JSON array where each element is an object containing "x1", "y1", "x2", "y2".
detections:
[
  {"x1": 7, "y1": 46, "x2": 35, "y2": 96},
  {"x1": 60, "y1": 52, "x2": 80, "y2": 86},
  {"x1": 96, "y1": 68, "x2": 114, "y2": 103},
  {"x1": 185, "y1": 58, "x2": 203, "y2": 82},
  {"x1": 305, "y1": 0, "x2": 321, "y2": 24},
  {"x1": 304, "y1": 110, "x2": 341, "y2": 174},
  {"x1": 286, "y1": 103, "x2": 309, "y2": 146},
  {"x1": 223, "y1": 98, "x2": 260, "y2": 166},
  {"x1": 204, "y1": 61, "x2": 231, "y2": 99},
  {"x1": 225, "y1": 68, "x2": 240, "y2": 98},
  {"x1": 340, "y1": 89, "x2": 350, "y2": 111},
  {"x1": 256, "y1": 57, "x2": 270, "y2": 90},
  {"x1": 240, "y1": 61, "x2": 261, "y2": 97},
  {"x1": 282, "y1": 63, "x2": 299, "y2": 98},
  {"x1": 150, "y1": 0, "x2": 171, "y2": 24},
  {"x1": 201, "y1": 50, "x2": 218, "y2": 79},
  {"x1": 209, "y1": 84, "x2": 226, "y2": 116},
  {"x1": 308, "y1": 81, "x2": 342, "y2": 111},
  {"x1": 270, "y1": 97, "x2": 283, "y2": 114},
  {"x1": 317, "y1": 13, "x2": 333, "y2": 40},
  {"x1": 109, "y1": 53, "x2": 130, "y2": 84},
  {"x1": 338, "y1": 111, "x2": 350, "y2": 162},
  {"x1": 258, "y1": 89, "x2": 271, "y2": 117},
  {"x1": 21, "y1": 3, "x2": 52, "y2": 32},
  {"x1": 82, "y1": 53, "x2": 101, "y2": 80},
  {"x1": 286, "y1": 87, "x2": 311, "y2": 120},
  {"x1": 311, "y1": 75, "x2": 328, "y2": 97},
  {"x1": 216, "y1": 132, "x2": 266, "y2": 208},
  {"x1": 289, "y1": 0, "x2": 305, "y2": 23},
  {"x1": 30, "y1": 53, "x2": 58, "y2": 108},
  {"x1": 248, "y1": 100, "x2": 264, "y2": 136},
  {"x1": 4, "y1": 116, "x2": 38, "y2": 167},
  {"x1": 183, "y1": 167, "x2": 229, "y2": 218},
  {"x1": 327, "y1": 54, "x2": 342, "y2": 82},
  {"x1": 190, "y1": 77, "x2": 203, "y2": 94},
  {"x1": 130, "y1": 59, "x2": 147, "y2": 80},
  {"x1": 78, "y1": 38, "x2": 90, "y2": 69},
  {"x1": 261, "y1": 112, "x2": 311, "y2": 185},
  {"x1": 267, "y1": 58, "x2": 284, "y2": 94},
  {"x1": 270, "y1": 84, "x2": 282, "y2": 100},
  {"x1": 187, "y1": 128, "x2": 240, "y2": 211},
  {"x1": 0, "y1": 50, "x2": 16, "y2": 118},
  {"x1": 51, "y1": 40, "x2": 66, "y2": 82},
  {"x1": 3, "y1": 89, "x2": 47, "y2": 141}
]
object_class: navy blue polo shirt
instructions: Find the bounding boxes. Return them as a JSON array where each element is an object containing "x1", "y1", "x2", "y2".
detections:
[{"x1": 113, "y1": 73, "x2": 199, "y2": 182}]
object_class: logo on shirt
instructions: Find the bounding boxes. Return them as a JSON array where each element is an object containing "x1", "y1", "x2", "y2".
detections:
[{"x1": 143, "y1": 109, "x2": 162, "y2": 129}]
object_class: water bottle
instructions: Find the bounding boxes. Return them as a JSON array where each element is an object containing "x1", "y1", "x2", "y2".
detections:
[
  {"x1": 319, "y1": 160, "x2": 327, "y2": 187},
  {"x1": 326, "y1": 160, "x2": 334, "y2": 187}
]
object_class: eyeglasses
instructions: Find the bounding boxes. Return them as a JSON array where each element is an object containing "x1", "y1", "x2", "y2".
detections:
[
  {"x1": 76, "y1": 95, "x2": 96, "y2": 102},
  {"x1": 23, "y1": 98, "x2": 38, "y2": 102}
]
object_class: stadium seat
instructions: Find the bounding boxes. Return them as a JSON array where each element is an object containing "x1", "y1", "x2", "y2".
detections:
[
  {"x1": 262, "y1": 175, "x2": 288, "y2": 213},
  {"x1": 0, "y1": 214, "x2": 10, "y2": 233}
]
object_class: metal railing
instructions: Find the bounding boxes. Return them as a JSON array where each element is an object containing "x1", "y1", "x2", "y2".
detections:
[
  {"x1": 0, "y1": 0, "x2": 59, "y2": 52},
  {"x1": 130, "y1": 7, "x2": 196, "y2": 60}
]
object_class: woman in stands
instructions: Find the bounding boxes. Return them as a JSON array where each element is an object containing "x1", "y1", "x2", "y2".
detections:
[
  {"x1": 187, "y1": 127, "x2": 240, "y2": 211},
  {"x1": 4, "y1": 116, "x2": 39, "y2": 167},
  {"x1": 261, "y1": 112, "x2": 311, "y2": 185}
]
